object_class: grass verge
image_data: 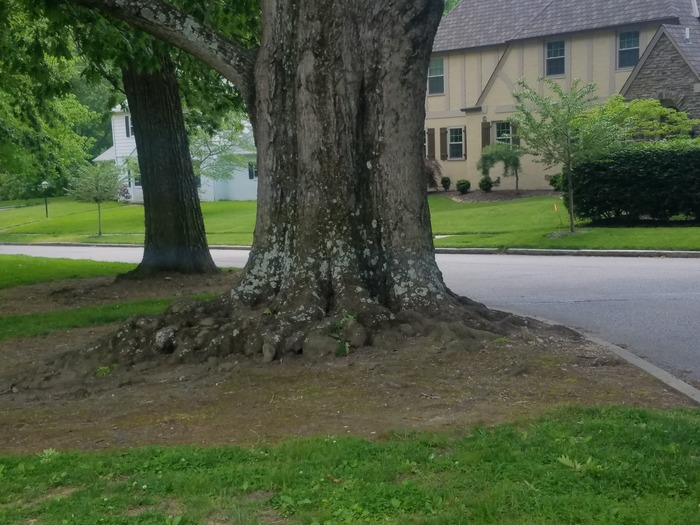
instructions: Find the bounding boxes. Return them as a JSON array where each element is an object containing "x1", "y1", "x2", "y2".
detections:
[
  {"x1": 0, "y1": 406, "x2": 698, "y2": 524},
  {"x1": 0, "y1": 255, "x2": 136, "y2": 289},
  {"x1": 0, "y1": 294, "x2": 217, "y2": 340}
]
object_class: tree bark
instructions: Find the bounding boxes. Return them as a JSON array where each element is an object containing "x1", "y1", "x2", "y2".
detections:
[
  {"x1": 121, "y1": 51, "x2": 219, "y2": 277},
  {"x1": 239, "y1": 0, "x2": 449, "y2": 318}
]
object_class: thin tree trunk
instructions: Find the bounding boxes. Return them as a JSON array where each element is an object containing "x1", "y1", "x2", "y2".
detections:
[
  {"x1": 565, "y1": 166, "x2": 575, "y2": 233},
  {"x1": 121, "y1": 50, "x2": 218, "y2": 277},
  {"x1": 97, "y1": 200, "x2": 102, "y2": 236}
]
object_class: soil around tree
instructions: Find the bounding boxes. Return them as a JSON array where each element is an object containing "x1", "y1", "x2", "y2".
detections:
[
  {"x1": 0, "y1": 271, "x2": 694, "y2": 455},
  {"x1": 439, "y1": 188, "x2": 561, "y2": 203}
]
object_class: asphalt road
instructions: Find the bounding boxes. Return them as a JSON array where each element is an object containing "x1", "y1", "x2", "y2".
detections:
[{"x1": 3, "y1": 245, "x2": 700, "y2": 382}]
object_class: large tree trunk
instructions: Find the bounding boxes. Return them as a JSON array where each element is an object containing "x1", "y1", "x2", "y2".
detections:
[
  {"x1": 62, "y1": 0, "x2": 503, "y2": 365},
  {"x1": 239, "y1": 1, "x2": 448, "y2": 313},
  {"x1": 121, "y1": 51, "x2": 219, "y2": 277}
]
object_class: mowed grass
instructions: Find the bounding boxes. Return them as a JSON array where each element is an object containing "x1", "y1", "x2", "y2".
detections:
[
  {"x1": 0, "y1": 294, "x2": 217, "y2": 340},
  {"x1": 1, "y1": 406, "x2": 699, "y2": 524},
  {"x1": 1, "y1": 195, "x2": 699, "y2": 250},
  {"x1": 0, "y1": 197, "x2": 257, "y2": 246},
  {"x1": 0, "y1": 255, "x2": 136, "y2": 289},
  {"x1": 430, "y1": 195, "x2": 700, "y2": 250},
  {"x1": 0, "y1": 255, "x2": 218, "y2": 339}
]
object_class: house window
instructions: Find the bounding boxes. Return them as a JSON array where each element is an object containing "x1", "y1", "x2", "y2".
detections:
[
  {"x1": 248, "y1": 162, "x2": 258, "y2": 180},
  {"x1": 127, "y1": 169, "x2": 141, "y2": 187},
  {"x1": 545, "y1": 40, "x2": 565, "y2": 76},
  {"x1": 427, "y1": 57, "x2": 445, "y2": 95},
  {"x1": 618, "y1": 31, "x2": 640, "y2": 68},
  {"x1": 495, "y1": 122, "x2": 512, "y2": 145},
  {"x1": 448, "y1": 127, "x2": 464, "y2": 159},
  {"x1": 125, "y1": 115, "x2": 135, "y2": 137}
]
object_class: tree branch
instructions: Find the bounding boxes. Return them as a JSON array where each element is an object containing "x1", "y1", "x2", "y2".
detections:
[{"x1": 62, "y1": 0, "x2": 257, "y2": 103}]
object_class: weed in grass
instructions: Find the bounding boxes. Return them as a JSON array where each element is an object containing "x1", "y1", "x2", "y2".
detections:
[
  {"x1": 95, "y1": 364, "x2": 117, "y2": 377},
  {"x1": 38, "y1": 449, "x2": 60, "y2": 464}
]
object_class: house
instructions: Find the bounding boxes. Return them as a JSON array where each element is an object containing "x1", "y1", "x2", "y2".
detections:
[
  {"x1": 94, "y1": 108, "x2": 258, "y2": 202},
  {"x1": 425, "y1": 0, "x2": 700, "y2": 190}
]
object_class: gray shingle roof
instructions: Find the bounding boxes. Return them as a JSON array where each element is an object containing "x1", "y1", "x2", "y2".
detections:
[
  {"x1": 433, "y1": 0, "x2": 693, "y2": 53},
  {"x1": 663, "y1": 1, "x2": 700, "y2": 75}
]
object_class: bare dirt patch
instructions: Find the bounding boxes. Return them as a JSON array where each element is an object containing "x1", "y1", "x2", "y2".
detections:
[
  {"x1": 438, "y1": 188, "x2": 560, "y2": 203},
  {"x1": 0, "y1": 272, "x2": 693, "y2": 454}
]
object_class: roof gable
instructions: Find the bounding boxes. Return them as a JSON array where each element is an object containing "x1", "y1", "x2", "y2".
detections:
[{"x1": 434, "y1": 0, "x2": 687, "y2": 53}]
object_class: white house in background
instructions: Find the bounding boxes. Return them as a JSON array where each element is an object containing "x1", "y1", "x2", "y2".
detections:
[{"x1": 94, "y1": 107, "x2": 258, "y2": 202}]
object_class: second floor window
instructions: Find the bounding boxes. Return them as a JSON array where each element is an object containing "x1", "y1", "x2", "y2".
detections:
[
  {"x1": 619, "y1": 31, "x2": 640, "y2": 68},
  {"x1": 546, "y1": 40, "x2": 565, "y2": 76},
  {"x1": 428, "y1": 57, "x2": 445, "y2": 95}
]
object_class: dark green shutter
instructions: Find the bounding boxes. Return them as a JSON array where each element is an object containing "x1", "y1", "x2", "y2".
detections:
[{"x1": 440, "y1": 128, "x2": 448, "y2": 160}]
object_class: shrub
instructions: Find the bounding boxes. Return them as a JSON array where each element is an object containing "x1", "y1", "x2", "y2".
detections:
[
  {"x1": 478, "y1": 176, "x2": 493, "y2": 192},
  {"x1": 571, "y1": 139, "x2": 700, "y2": 222},
  {"x1": 548, "y1": 173, "x2": 564, "y2": 192},
  {"x1": 456, "y1": 179, "x2": 471, "y2": 194},
  {"x1": 440, "y1": 176, "x2": 451, "y2": 191},
  {"x1": 477, "y1": 143, "x2": 524, "y2": 190}
]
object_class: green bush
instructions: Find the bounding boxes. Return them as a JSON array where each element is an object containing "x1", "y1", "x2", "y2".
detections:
[
  {"x1": 548, "y1": 173, "x2": 564, "y2": 192},
  {"x1": 572, "y1": 139, "x2": 700, "y2": 222},
  {"x1": 478, "y1": 176, "x2": 493, "y2": 192},
  {"x1": 455, "y1": 179, "x2": 471, "y2": 194},
  {"x1": 440, "y1": 176, "x2": 451, "y2": 191}
]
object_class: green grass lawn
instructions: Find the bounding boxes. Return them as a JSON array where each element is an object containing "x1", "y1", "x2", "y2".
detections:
[
  {"x1": 0, "y1": 255, "x2": 136, "y2": 289},
  {"x1": 1, "y1": 195, "x2": 699, "y2": 250},
  {"x1": 1, "y1": 406, "x2": 698, "y2": 524},
  {"x1": 0, "y1": 294, "x2": 217, "y2": 340},
  {"x1": 0, "y1": 255, "x2": 218, "y2": 338}
]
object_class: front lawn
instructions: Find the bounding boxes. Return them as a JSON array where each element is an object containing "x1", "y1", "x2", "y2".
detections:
[{"x1": 1, "y1": 195, "x2": 699, "y2": 250}]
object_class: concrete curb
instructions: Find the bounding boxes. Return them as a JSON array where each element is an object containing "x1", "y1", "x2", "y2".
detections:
[
  {"x1": 508, "y1": 310, "x2": 700, "y2": 406},
  {"x1": 2, "y1": 243, "x2": 700, "y2": 258},
  {"x1": 434, "y1": 247, "x2": 700, "y2": 258}
]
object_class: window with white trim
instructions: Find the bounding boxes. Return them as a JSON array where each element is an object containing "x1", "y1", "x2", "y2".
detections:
[
  {"x1": 618, "y1": 31, "x2": 640, "y2": 68},
  {"x1": 427, "y1": 57, "x2": 445, "y2": 95},
  {"x1": 448, "y1": 127, "x2": 464, "y2": 159},
  {"x1": 545, "y1": 40, "x2": 565, "y2": 76},
  {"x1": 495, "y1": 122, "x2": 512, "y2": 145}
]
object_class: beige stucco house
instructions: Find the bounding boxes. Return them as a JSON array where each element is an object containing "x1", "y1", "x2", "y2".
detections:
[{"x1": 425, "y1": 0, "x2": 700, "y2": 190}]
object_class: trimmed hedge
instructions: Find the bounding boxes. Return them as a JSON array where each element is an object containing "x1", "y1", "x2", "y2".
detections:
[{"x1": 572, "y1": 140, "x2": 700, "y2": 222}]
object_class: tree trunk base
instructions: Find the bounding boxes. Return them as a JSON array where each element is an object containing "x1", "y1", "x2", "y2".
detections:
[
  {"x1": 76, "y1": 280, "x2": 509, "y2": 371},
  {"x1": 117, "y1": 261, "x2": 220, "y2": 281}
]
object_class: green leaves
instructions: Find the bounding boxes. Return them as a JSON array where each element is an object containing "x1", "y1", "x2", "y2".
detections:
[{"x1": 67, "y1": 162, "x2": 123, "y2": 204}]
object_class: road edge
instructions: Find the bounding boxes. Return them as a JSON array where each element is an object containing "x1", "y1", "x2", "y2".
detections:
[{"x1": 518, "y1": 312, "x2": 700, "y2": 406}]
